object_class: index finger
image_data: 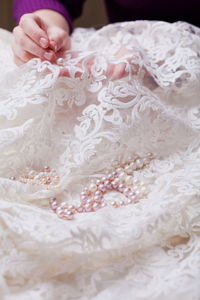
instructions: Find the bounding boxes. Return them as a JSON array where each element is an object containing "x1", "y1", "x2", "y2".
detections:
[{"x1": 19, "y1": 14, "x2": 49, "y2": 48}]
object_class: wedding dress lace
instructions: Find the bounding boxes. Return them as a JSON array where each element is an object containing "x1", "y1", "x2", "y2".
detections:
[{"x1": 0, "y1": 21, "x2": 200, "y2": 299}]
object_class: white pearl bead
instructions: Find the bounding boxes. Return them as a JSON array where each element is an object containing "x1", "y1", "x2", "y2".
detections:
[
  {"x1": 113, "y1": 178, "x2": 120, "y2": 184},
  {"x1": 89, "y1": 183, "x2": 97, "y2": 192},
  {"x1": 125, "y1": 175, "x2": 133, "y2": 185},
  {"x1": 130, "y1": 162, "x2": 137, "y2": 170},
  {"x1": 133, "y1": 178, "x2": 139, "y2": 184},
  {"x1": 136, "y1": 159, "x2": 143, "y2": 168},
  {"x1": 118, "y1": 172, "x2": 127, "y2": 181},
  {"x1": 60, "y1": 202, "x2": 67, "y2": 208},
  {"x1": 116, "y1": 168, "x2": 123, "y2": 173},
  {"x1": 124, "y1": 165, "x2": 132, "y2": 174},
  {"x1": 57, "y1": 57, "x2": 64, "y2": 65},
  {"x1": 141, "y1": 186, "x2": 147, "y2": 193},
  {"x1": 143, "y1": 158, "x2": 149, "y2": 164}
]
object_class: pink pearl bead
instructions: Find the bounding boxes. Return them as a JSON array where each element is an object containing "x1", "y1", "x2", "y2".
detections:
[
  {"x1": 112, "y1": 171, "x2": 117, "y2": 177},
  {"x1": 118, "y1": 184, "x2": 125, "y2": 192},
  {"x1": 85, "y1": 203, "x2": 92, "y2": 212},
  {"x1": 104, "y1": 180, "x2": 110, "y2": 186},
  {"x1": 86, "y1": 198, "x2": 93, "y2": 205},
  {"x1": 107, "y1": 173, "x2": 113, "y2": 180},
  {"x1": 93, "y1": 203, "x2": 99, "y2": 211},
  {"x1": 128, "y1": 191, "x2": 135, "y2": 197},
  {"x1": 76, "y1": 205, "x2": 84, "y2": 213},
  {"x1": 99, "y1": 184, "x2": 106, "y2": 192},
  {"x1": 94, "y1": 195, "x2": 102, "y2": 203},
  {"x1": 111, "y1": 180, "x2": 119, "y2": 189},
  {"x1": 119, "y1": 200, "x2": 124, "y2": 206},
  {"x1": 65, "y1": 211, "x2": 74, "y2": 220},
  {"x1": 127, "y1": 199, "x2": 132, "y2": 204},
  {"x1": 95, "y1": 190, "x2": 102, "y2": 197},
  {"x1": 51, "y1": 202, "x2": 57, "y2": 210},
  {"x1": 56, "y1": 207, "x2": 64, "y2": 217},
  {"x1": 68, "y1": 205, "x2": 75, "y2": 213},
  {"x1": 96, "y1": 179, "x2": 101, "y2": 186},
  {"x1": 111, "y1": 201, "x2": 118, "y2": 207},
  {"x1": 44, "y1": 166, "x2": 51, "y2": 172},
  {"x1": 101, "y1": 176, "x2": 107, "y2": 183},
  {"x1": 81, "y1": 196, "x2": 87, "y2": 204},
  {"x1": 107, "y1": 184, "x2": 113, "y2": 190},
  {"x1": 123, "y1": 187, "x2": 130, "y2": 196},
  {"x1": 80, "y1": 191, "x2": 86, "y2": 197}
]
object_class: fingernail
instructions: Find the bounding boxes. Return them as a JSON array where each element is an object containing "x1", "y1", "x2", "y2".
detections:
[
  {"x1": 40, "y1": 37, "x2": 48, "y2": 48},
  {"x1": 50, "y1": 41, "x2": 57, "y2": 52},
  {"x1": 44, "y1": 51, "x2": 53, "y2": 61}
]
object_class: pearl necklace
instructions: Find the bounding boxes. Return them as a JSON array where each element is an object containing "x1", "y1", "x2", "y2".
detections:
[
  {"x1": 9, "y1": 166, "x2": 59, "y2": 187},
  {"x1": 9, "y1": 153, "x2": 153, "y2": 221}
]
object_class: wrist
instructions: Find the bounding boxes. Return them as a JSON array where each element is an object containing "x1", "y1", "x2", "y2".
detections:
[{"x1": 34, "y1": 9, "x2": 70, "y2": 33}]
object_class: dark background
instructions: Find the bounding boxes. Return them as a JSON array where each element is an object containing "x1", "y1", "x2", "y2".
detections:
[{"x1": 0, "y1": 0, "x2": 108, "y2": 32}]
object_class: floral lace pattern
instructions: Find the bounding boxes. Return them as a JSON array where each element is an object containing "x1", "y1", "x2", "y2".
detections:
[{"x1": 0, "y1": 21, "x2": 200, "y2": 299}]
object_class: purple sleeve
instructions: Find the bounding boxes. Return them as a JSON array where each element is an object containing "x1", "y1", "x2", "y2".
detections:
[{"x1": 13, "y1": 0, "x2": 86, "y2": 33}]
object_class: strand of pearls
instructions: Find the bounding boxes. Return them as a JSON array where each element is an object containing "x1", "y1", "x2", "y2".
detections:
[
  {"x1": 9, "y1": 166, "x2": 60, "y2": 187},
  {"x1": 50, "y1": 153, "x2": 153, "y2": 220},
  {"x1": 9, "y1": 154, "x2": 153, "y2": 221}
]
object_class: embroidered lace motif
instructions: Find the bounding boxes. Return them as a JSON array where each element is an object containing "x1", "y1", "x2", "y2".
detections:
[{"x1": 0, "y1": 21, "x2": 200, "y2": 299}]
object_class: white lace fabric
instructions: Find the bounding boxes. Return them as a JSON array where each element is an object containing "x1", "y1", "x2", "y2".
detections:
[{"x1": 0, "y1": 21, "x2": 200, "y2": 299}]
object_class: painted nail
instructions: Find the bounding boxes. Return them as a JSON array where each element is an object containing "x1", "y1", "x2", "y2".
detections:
[
  {"x1": 50, "y1": 41, "x2": 57, "y2": 52},
  {"x1": 44, "y1": 51, "x2": 53, "y2": 61},
  {"x1": 39, "y1": 37, "x2": 48, "y2": 48}
]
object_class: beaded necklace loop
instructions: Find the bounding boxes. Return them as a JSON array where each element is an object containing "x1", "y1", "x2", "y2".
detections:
[{"x1": 9, "y1": 153, "x2": 153, "y2": 221}]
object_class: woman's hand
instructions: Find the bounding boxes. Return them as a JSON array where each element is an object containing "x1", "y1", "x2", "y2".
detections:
[{"x1": 12, "y1": 10, "x2": 70, "y2": 66}]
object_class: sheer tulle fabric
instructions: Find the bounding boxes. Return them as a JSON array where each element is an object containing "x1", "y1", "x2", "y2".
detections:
[{"x1": 0, "y1": 21, "x2": 200, "y2": 299}]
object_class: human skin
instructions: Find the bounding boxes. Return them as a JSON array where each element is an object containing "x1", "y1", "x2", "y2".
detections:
[
  {"x1": 12, "y1": 9, "x2": 70, "y2": 66},
  {"x1": 12, "y1": 10, "x2": 137, "y2": 80}
]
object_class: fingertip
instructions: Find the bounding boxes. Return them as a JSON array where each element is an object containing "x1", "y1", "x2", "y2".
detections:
[
  {"x1": 39, "y1": 37, "x2": 49, "y2": 48},
  {"x1": 49, "y1": 40, "x2": 57, "y2": 52}
]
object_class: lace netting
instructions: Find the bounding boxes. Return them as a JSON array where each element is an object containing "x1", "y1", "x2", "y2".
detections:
[{"x1": 0, "y1": 21, "x2": 200, "y2": 299}]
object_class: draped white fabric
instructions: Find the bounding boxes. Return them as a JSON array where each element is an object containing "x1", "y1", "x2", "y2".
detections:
[{"x1": 0, "y1": 21, "x2": 200, "y2": 299}]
